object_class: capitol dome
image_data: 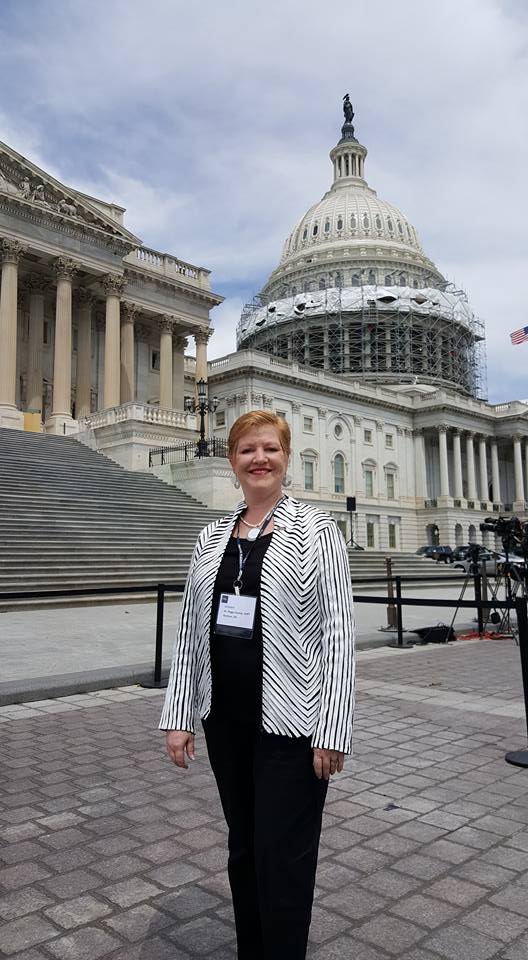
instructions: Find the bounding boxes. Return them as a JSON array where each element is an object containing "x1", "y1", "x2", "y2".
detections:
[{"x1": 238, "y1": 100, "x2": 485, "y2": 399}]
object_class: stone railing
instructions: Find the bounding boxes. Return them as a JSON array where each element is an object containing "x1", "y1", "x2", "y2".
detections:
[
  {"x1": 125, "y1": 246, "x2": 211, "y2": 290},
  {"x1": 77, "y1": 401, "x2": 195, "y2": 430}
]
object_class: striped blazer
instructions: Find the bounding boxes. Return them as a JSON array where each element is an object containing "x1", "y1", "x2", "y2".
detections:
[{"x1": 159, "y1": 495, "x2": 355, "y2": 753}]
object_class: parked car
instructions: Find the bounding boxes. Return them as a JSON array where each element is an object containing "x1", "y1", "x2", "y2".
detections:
[
  {"x1": 452, "y1": 550, "x2": 499, "y2": 575},
  {"x1": 416, "y1": 545, "x2": 453, "y2": 563},
  {"x1": 452, "y1": 543, "x2": 488, "y2": 563}
]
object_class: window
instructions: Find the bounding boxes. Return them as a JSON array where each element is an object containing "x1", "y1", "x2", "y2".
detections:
[
  {"x1": 364, "y1": 428, "x2": 372, "y2": 443},
  {"x1": 368, "y1": 269, "x2": 376, "y2": 284},
  {"x1": 366, "y1": 521, "x2": 375, "y2": 548},
  {"x1": 215, "y1": 410, "x2": 226, "y2": 427},
  {"x1": 386, "y1": 473, "x2": 395, "y2": 500},
  {"x1": 385, "y1": 434, "x2": 394, "y2": 448},
  {"x1": 302, "y1": 228, "x2": 308, "y2": 240},
  {"x1": 334, "y1": 422, "x2": 343, "y2": 439},
  {"x1": 337, "y1": 217, "x2": 343, "y2": 231},
  {"x1": 334, "y1": 454, "x2": 345, "y2": 493},
  {"x1": 350, "y1": 213, "x2": 357, "y2": 230},
  {"x1": 387, "y1": 217, "x2": 394, "y2": 233},
  {"x1": 375, "y1": 214, "x2": 382, "y2": 230},
  {"x1": 388, "y1": 522, "x2": 397, "y2": 549},
  {"x1": 151, "y1": 350, "x2": 160, "y2": 372},
  {"x1": 365, "y1": 469, "x2": 374, "y2": 497},
  {"x1": 319, "y1": 277, "x2": 326, "y2": 290},
  {"x1": 385, "y1": 274, "x2": 393, "y2": 285},
  {"x1": 324, "y1": 220, "x2": 331, "y2": 234},
  {"x1": 304, "y1": 460, "x2": 314, "y2": 491},
  {"x1": 397, "y1": 220, "x2": 404, "y2": 235},
  {"x1": 362, "y1": 213, "x2": 370, "y2": 229},
  {"x1": 312, "y1": 223, "x2": 318, "y2": 236},
  {"x1": 399, "y1": 273, "x2": 406, "y2": 286},
  {"x1": 351, "y1": 274, "x2": 360, "y2": 287},
  {"x1": 303, "y1": 416, "x2": 314, "y2": 432}
]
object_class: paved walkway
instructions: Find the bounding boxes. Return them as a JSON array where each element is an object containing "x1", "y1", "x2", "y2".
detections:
[{"x1": 1, "y1": 639, "x2": 527, "y2": 959}]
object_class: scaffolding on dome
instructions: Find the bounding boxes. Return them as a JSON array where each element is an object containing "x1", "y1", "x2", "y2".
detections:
[{"x1": 237, "y1": 284, "x2": 487, "y2": 400}]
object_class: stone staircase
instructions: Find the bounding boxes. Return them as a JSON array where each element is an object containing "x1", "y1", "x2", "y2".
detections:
[
  {"x1": 348, "y1": 549, "x2": 462, "y2": 590},
  {"x1": 0, "y1": 428, "x2": 223, "y2": 609}
]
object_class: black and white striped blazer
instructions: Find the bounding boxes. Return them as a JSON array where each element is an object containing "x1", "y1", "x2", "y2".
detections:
[{"x1": 159, "y1": 495, "x2": 355, "y2": 753}]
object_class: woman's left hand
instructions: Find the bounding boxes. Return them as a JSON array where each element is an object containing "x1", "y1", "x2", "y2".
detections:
[{"x1": 313, "y1": 748, "x2": 345, "y2": 780}]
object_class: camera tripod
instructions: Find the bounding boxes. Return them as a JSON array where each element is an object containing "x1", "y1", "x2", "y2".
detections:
[
  {"x1": 484, "y1": 561, "x2": 527, "y2": 644},
  {"x1": 447, "y1": 554, "x2": 489, "y2": 641}
]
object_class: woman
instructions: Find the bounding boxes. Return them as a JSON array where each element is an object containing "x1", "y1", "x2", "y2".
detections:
[{"x1": 160, "y1": 411, "x2": 355, "y2": 960}]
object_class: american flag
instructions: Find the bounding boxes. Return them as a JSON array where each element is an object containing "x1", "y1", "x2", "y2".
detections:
[{"x1": 510, "y1": 326, "x2": 528, "y2": 345}]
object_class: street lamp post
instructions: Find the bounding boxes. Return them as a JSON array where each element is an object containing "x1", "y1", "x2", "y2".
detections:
[{"x1": 184, "y1": 378, "x2": 219, "y2": 457}]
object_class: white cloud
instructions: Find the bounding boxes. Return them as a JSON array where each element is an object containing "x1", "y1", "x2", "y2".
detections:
[{"x1": 1, "y1": 0, "x2": 527, "y2": 400}]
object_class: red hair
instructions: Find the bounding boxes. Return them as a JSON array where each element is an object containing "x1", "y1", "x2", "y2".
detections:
[{"x1": 228, "y1": 411, "x2": 291, "y2": 458}]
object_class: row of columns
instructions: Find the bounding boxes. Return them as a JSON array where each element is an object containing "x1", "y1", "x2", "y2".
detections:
[
  {"x1": 0, "y1": 239, "x2": 211, "y2": 427},
  {"x1": 434, "y1": 426, "x2": 527, "y2": 505}
]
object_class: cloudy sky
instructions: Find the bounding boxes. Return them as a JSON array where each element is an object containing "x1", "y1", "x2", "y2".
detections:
[{"x1": 1, "y1": 0, "x2": 527, "y2": 402}]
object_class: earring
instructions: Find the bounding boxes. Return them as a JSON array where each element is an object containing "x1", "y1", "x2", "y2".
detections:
[
  {"x1": 233, "y1": 476, "x2": 241, "y2": 489},
  {"x1": 283, "y1": 474, "x2": 292, "y2": 488}
]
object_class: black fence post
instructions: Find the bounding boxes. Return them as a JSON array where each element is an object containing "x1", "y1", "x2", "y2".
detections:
[
  {"x1": 474, "y1": 574, "x2": 484, "y2": 636},
  {"x1": 387, "y1": 576, "x2": 414, "y2": 648},
  {"x1": 140, "y1": 583, "x2": 169, "y2": 689},
  {"x1": 505, "y1": 597, "x2": 528, "y2": 768}
]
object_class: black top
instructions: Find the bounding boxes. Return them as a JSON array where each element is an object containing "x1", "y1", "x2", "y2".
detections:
[{"x1": 209, "y1": 532, "x2": 273, "y2": 723}]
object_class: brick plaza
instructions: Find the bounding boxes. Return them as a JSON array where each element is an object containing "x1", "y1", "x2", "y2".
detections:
[{"x1": 1, "y1": 639, "x2": 528, "y2": 959}]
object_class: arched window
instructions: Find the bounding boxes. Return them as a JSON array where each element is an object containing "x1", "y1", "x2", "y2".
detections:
[
  {"x1": 335, "y1": 271, "x2": 342, "y2": 287},
  {"x1": 312, "y1": 223, "x2": 318, "y2": 236},
  {"x1": 375, "y1": 214, "x2": 382, "y2": 230},
  {"x1": 351, "y1": 274, "x2": 360, "y2": 287},
  {"x1": 334, "y1": 454, "x2": 345, "y2": 493},
  {"x1": 399, "y1": 273, "x2": 406, "y2": 286},
  {"x1": 362, "y1": 212, "x2": 370, "y2": 229},
  {"x1": 319, "y1": 277, "x2": 326, "y2": 290},
  {"x1": 468, "y1": 524, "x2": 477, "y2": 543},
  {"x1": 385, "y1": 274, "x2": 393, "y2": 286},
  {"x1": 368, "y1": 269, "x2": 376, "y2": 284},
  {"x1": 455, "y1": 523, "x2": 463, "y2": 547},
  {"x1": 302, "y1": 227, "x2": 308, "y2": 240},
  {"x1": 350, "y1": 213, "x2": 357, "y2": 230},
  {"x1": 387, "y1": 217, "x2": 394, "y2": 233},
  {"x1": 412, "y1": 278, "x2": 419, "y2": 288},
  {"x1": 406, "y1": 224, "x2": 413, "y2": 242},
  {"x1": 337, "y1": 217, "x2": 343, "y2": 231},
  {"x1": 324, "y1": 220, "x2": 331, "y2": 234},
  {"x1": 397, "y1": 220, "x2": 404, "y2": 235}
]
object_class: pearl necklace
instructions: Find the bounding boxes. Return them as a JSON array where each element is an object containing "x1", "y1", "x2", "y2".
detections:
[{"x1": 240, "y1": 513, "x2": 271, "y2": 541}]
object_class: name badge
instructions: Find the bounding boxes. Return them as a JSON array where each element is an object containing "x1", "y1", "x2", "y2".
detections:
[{"x1": 215, "y1": 593, "x2": 257, "y2": 639}]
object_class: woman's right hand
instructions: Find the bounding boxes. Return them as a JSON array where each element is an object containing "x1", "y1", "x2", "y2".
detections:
[{"x1": 165, "y1": 730, "x2": 195, "y2": 769}]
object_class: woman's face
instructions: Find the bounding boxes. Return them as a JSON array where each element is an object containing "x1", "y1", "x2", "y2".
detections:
[{"x1": 229, "y1": 426, "x2": 289, "y2": 501}]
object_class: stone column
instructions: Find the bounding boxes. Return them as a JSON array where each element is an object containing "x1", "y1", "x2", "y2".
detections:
[
  {"x1": 465, "y1": 432, "x2": 477, "y2": 501},
  {"x1": 414, "y1": 428, "x2": 428, "y2": 500},
  {"x1": 159, "y1": 316, "x2": 174, "y2": 409},
  {"x1": 172, "y1": 334, "x2": 187, "y2": 410},
  {"x1": 453, "y1": 430, "x2": 463, "y2": 499},
  {"x1": 48, "y1": 257, "x2": 77, "y2": 432},
  {"x1": 491, "y1": 441, "x2": 501, "y2": 505},
  {"x1": 194, "y1": 330, "x2": 210, "y2": 384},
  {"x1": 26, "y1": 274, "x2": 48, "y2": 416},
  {"x1": 438, "y1": 424, "x2": 450, "y2": 498},
  {"x1": 478, "y1": 436, "x2": 488, "y2": 503},
  {"x1": 120, "y1": 302, "x2": 137, "y2": 405},
  {"x1": 102, "y1": 274, "x2": 126, "y2": 409},
  {"x1": 75, "y1": 290, "x2": 94, "y2": 419},
  {"x1": 0, "y1": 238, "x2": 26, "y2": 427},
  {"x1": 513, "y1": 435, "x2": 525, "y2": 505}
]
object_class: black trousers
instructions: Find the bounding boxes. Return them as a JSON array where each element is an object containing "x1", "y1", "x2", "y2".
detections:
[{"x1": 202, "y1": 715, "x2": 328, "y2": 960}]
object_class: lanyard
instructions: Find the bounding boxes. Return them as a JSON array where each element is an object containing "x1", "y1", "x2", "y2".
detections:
[{"x1": 233, "y1": 496, "x2": 285, "y2": 595}]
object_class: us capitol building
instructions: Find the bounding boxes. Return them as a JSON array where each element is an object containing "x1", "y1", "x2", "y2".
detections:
[{"x1": 1, "y1": 98, "x2": 527, "y2": 551}]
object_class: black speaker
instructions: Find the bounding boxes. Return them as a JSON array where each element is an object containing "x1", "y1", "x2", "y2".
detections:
[{"x1": 346, "y1": 496, "x2": 356, "y2": 512}]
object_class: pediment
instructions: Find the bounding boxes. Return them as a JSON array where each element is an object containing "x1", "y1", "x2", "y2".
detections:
[{"x1": 0, "y1": 141, "x2": 141, "y2": 248}]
